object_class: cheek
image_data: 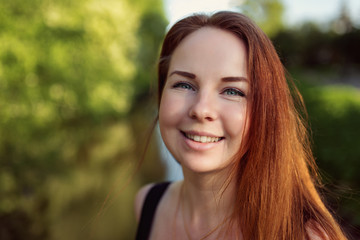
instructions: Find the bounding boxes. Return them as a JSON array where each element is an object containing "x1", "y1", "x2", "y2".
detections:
[
  {"x1": 159, "y1": 92, "x2": 184, "y2": 129},
  {"x1": 222, "y1": 104, "x2": 248, "y2": 139}
]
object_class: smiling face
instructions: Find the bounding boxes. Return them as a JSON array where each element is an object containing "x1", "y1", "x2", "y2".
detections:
[{"x1": 159, "y1": 27, "x2": 250, "y2": 174}]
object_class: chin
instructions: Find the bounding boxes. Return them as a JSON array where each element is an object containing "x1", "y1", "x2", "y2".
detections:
[{"x1": 180, "y1": 158, "x2": 231, "y2": 175}]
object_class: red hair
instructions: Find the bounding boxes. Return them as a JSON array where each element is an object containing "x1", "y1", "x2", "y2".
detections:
[{"x1": 157, "y1": 11, "x2": 347, "y2": 240}]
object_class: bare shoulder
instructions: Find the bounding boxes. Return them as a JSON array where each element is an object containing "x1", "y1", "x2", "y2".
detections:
[
  {"x1": 134, "y1": 181, "x2": 181, "y2": 223},
  {"x1": 134, "y1": 183, "x2": 155, "y2": 222},
  {"x1": 306, "y1": 221, "x2": 329, "y2": 240}
]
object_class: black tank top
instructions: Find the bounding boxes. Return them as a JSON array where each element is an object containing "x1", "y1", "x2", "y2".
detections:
[{"x1": 135, "y1": 182, "x2": 171, "y2": 240}]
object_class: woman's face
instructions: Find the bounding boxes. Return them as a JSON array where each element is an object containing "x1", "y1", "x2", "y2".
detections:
[{"x1": 159, "y1": 27, "x2": 250, "y2": 174}]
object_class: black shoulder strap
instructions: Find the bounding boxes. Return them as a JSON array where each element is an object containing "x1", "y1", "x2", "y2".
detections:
[{"x1": 135, "y1": 182, "x2": 171, "y2": 240}]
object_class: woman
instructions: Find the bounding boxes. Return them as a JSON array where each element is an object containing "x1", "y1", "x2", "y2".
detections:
[{"x1": 135, "y1": 11, "x2": 347, "y2": 240}]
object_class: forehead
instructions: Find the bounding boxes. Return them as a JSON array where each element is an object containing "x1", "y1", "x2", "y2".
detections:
[{"x1": 168, "y1": 27, "x2": 248, "y2": 77}]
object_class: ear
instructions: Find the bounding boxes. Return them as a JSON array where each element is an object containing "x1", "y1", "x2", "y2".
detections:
[{"x1": 305, "y1": 221, "x2": 329, "y2": 240}]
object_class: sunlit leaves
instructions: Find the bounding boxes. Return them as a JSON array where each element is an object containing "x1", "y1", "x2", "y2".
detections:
[{"x1": 0, "y1": 0, "x2": 166, "y2": 238}]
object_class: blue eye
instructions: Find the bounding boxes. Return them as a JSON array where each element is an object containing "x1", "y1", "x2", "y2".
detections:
[
  {"x1": 223, "y1": 88, "x2": 245, "y2": 97},
  {"x1": 173, "y1": 82, "x2": 195, "y2": 91}
]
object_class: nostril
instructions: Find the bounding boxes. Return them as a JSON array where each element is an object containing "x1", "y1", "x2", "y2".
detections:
[
  {"x1": 188, "y1": 103, "x2": 217, "y2": 121},
  {"x1": 205, "y1": 116, "x2": 214, "y2": 121}
]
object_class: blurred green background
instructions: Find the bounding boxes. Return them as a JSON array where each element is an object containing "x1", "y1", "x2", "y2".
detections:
[{"x1": 0, "y1": 0, "x2": 359, "y2": 239}]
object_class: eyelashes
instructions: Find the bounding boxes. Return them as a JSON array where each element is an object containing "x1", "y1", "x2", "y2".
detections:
[
  {"x1": 172, "y1": 81, "x2": 246, "y2": 98},
  {"x1": 222, "y1": 88, "x2": 245, "y2": 97},
  {"x1": 172, "y1": 82, "x2": 195, "y2": 91}
]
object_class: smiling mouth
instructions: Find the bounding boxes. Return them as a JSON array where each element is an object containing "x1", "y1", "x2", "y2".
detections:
[{"x1": 181, "y1": 131, "x2": 224, "y2": 143}]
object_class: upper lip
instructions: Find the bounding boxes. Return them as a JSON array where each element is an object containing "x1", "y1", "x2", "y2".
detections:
[{"x1": 181, "y1": 130, "x2": 223, "y2": 138}]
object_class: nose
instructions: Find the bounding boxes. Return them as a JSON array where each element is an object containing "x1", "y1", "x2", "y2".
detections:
[{"x1": 188, "y1": 91, "x2": 218, "y2": 122}]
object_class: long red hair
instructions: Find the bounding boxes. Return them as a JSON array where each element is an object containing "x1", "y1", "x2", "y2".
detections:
[{"x1": 157, "y1": 11, "x2": 347, "y2": 240}]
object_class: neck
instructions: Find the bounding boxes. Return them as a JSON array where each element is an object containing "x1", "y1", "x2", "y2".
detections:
[{"x1": 180, "y1": 167, "x2": 236, "y2": 236}]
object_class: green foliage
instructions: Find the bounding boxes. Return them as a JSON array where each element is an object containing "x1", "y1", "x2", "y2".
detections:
[
  {"x1": 273, "y1": 23, "x2": 360, "y2": 68},
  {"x1": 0, "y1": 0, "x2": 167, "y2": 239},
  {"x1": 133, "y1": 10, "x2": 167, "y2": 102},
  {"x1": 232, "y1": 0, "x2": 285, "y2": 36},
  {"x1": 304, "y1": 84, "x2": 360, "y2": 182},
  {"x1": 294, "y1": 71, "x2": 360, "y2": 235}
]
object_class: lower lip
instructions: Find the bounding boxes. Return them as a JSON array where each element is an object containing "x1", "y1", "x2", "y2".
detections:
[{"x1": 181, "y1": 132, "x2": 223, "y2": 151}]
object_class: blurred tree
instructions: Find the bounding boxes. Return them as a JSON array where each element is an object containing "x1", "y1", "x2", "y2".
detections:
[
  {"x1": 131, "y1": 0, "x2": 167, "y2": 102},
  {"x1": 273, "y1": 23, "x2": 360, "y2": 70},
  {"x1": 331, "y1": 1, "x2": 353, "y2": 35},
  {"x1": 230, "y1": 0, "x2": 285, "y2": 36},
  {"x1": 0, "y1": 0, "x2": 167, "y2": 239}
]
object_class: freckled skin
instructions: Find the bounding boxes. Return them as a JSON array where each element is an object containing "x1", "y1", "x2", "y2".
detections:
[{"x1": 159, "y1": 27, "x2": 250, "y2": 175}]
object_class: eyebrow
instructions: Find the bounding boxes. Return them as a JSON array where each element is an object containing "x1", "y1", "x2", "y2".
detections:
[
  {"x1": 169, "y1": 71, "x2": 196, "y2": 79},
  {"x1": 169, "y1": 70, "x2": 248, "y2": 82},
  {"x1": 221, "y1": 76, "x2": 248, "y2": 82}
]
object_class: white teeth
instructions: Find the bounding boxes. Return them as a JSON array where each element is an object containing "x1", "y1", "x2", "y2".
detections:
[{"x1": 185, "y1": 133, "x2": 221, "y2": 143}]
